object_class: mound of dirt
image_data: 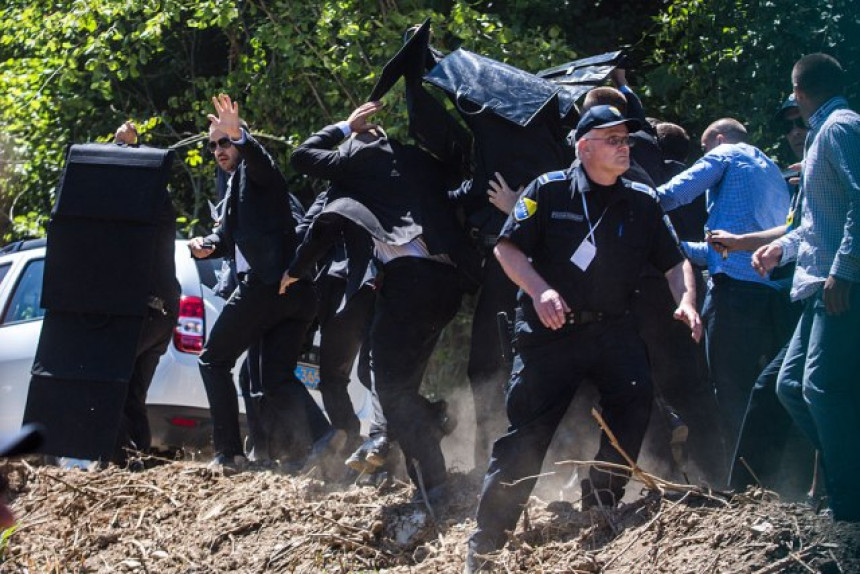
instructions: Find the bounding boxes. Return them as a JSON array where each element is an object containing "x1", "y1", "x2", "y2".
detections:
[{"x1": 1, "y1": 459, "x2": 858, "y2": 573}]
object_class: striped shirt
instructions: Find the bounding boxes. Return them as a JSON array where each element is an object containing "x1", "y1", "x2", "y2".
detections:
[
  {"x1": 776, "y1": 97, "x2": 860, "y2": 301},
  {"x1": 657, "y1": 142, "x2": 790, "y2": 287}
]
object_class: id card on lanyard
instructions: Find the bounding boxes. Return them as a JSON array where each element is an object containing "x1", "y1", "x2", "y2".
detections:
[{"x1": 570, "y1": 186, "x2": 608, "y2": 271}]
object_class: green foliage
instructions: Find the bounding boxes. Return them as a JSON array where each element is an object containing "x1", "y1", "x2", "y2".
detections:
[
  {"x1": 0, "y1": 0, "x2": 573, "y2": 242},
  {"x1": 648, "y1": 0, "x2": 859, "y2": 163},
  {"x1": 0, "y1": 522, "x2": 19, "y2": 563}
]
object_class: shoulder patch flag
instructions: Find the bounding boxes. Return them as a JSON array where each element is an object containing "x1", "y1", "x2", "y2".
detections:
[{"x1": 514, "y1": 197, "x2": 538, "y2": 222}]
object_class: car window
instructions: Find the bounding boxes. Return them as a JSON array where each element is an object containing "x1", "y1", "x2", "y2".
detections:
[
  {"x1": 0, "y1": 263, "x2": 10, "y2": 289},
  {"x1": 2, "y1": 259, "x2": 46, "y2": 324}
]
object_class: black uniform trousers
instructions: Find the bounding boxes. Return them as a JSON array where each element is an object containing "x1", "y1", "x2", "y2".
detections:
[
  {"x1": 113, "y1": 308, "x2": 175, "y2": 462},
  {"x1": 468, "y1": 253, "x2": 518, "y2": 469},
  {"x1": 371, "y1": 257, "x2": 462, "y2": 491},
  {"x1": 199, "y1": 275, "x2": 319, "y2": 461},
  {"x1": 317, "y1": 274, "x2": 376, "y2": 437},
  {"x1": 473, "y1": 316, "x2": 653, "y2": 549}
]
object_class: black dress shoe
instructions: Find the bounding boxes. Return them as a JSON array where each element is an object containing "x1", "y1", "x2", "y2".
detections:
[
  {"x1": 364, "y1": 435, "x2": 390, "y2": 469},
  {"x1": 464, "y1": 533, "x2": 502, "y2": 573}
]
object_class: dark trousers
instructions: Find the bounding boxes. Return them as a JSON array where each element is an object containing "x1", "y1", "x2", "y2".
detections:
[
  {"x1": 468, "y1": 255, "x2": 518, "y2": 470},
  {"x1": 702, "y1": 275, "x2": 795, "y2": 475},
  {"x1": 632, "y1": 270, "x2": 725, "y2": 483},
  {"x1": 237, "y1": 342, "x2": 331, "y2": 458},
  {"x1": 473, "y1": 318, "x2": 653, "y2": 548},
  {"x1": 317, "y1": 275, "x2": 376, "y2": 437},
  {"x1": 729, "y1": 298, "x2": 813, "y2": 495},
  {"x1": 777, "y1": 289, "x2": 860, "y2": 521},
  {"x1": 199, "y1": 276, "x2": 318, "y2": 461},
  {"x1": 113, "y1": 308, "x2": 175, "y2": 462},
  {"x1": 371, "y1": 258, "x2": 462, "y2": 490}
]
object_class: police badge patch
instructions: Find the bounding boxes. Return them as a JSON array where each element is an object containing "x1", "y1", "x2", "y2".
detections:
[{"x1": 514, "y1": 197, "x2": 537, "y2": 221}]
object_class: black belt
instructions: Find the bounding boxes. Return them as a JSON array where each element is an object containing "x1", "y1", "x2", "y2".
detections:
[{"x1": 565, "y1": 310, "x2": 627, "y2": 326}]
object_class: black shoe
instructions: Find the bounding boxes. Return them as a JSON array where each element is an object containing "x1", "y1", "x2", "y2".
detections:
[
  {"x1": 364, "y1": 435, "x2": 391, "y2": 469},
  {"x1": 464, "y1": 533, "x2": 502, "y2": 573},
  {"x1": 410, "y1": 482, "x2": 447, "y2": 511},
  {"x1": 345, "y1": 445, "x2": 374, "y2": 474},
  {"x1": 580, "y1": 478, "x2": 620, "y2": 511},
  {"x1": 208, "y1": 454, "x2": 248, "y2": 474}
]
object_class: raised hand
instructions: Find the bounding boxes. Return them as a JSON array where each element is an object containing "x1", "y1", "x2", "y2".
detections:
[
  {"x1": 346, "y1": 101, "x2": 383, "y2": 134},
  {"x1": 207, "y1": 93, "x2": 243, "y2": 140}
]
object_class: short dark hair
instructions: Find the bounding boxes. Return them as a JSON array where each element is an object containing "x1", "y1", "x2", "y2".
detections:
[
  {"x1": 656, "y1": 122, "x2": 690, "y2": 162},
  {"x1": 582, "y1": 87, "x2": 628, "y2": 115},
  {"x1": 793, "y1": 53, "x2": 844, "y2": 103}
]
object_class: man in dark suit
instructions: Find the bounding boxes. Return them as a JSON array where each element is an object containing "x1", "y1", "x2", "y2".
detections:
[
  {"x1": 188, "y1": 94, "x2": 321, "y2": 469},
  {"x1": 284, "y1": 101, "x2": 469, "y2": 506}
]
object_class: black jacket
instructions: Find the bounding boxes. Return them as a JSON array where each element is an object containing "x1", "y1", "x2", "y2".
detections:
[
  {"x1": 290, "y1": 125, "x2": 481, "y2": 291},
  {"x1": 205, "y1": 133, "x2": 298, "y2": 285}
]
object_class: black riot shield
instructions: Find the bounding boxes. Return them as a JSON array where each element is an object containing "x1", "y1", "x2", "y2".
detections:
[{"x1": 23, "y1": 143, "x2": 174, "y2": 461}]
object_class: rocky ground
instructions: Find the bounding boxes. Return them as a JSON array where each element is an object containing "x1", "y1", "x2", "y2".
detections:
[{"x1": 1, "y1": 457, "x2": 858, "y2": 573}]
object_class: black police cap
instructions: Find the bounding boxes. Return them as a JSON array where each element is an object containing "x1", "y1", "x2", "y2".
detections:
[{"x1": 574, "y1": 105, "x2": 641, "y2": 141}]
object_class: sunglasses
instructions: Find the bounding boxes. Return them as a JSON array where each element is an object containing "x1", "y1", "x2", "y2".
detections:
[
  {"x1": 780, "y1": 117, "x2": 807, "y2": 134},
  {"x1": 208, "y1": 137, "x2": 233, "y2": 152}
]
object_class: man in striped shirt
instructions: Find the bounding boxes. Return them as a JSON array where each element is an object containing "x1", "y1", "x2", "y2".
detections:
[{"x1": 754, "y1": 53, "x2": 860, "y2": 522}]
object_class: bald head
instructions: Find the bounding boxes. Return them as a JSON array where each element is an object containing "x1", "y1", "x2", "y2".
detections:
[{"x1": 701, "y1": 118, "x2": 747, "y2": 152}]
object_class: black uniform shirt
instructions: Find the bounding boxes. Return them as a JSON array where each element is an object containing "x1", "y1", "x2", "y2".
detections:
[{"x1": 499, "y1": 162, "x2": 683, "y2": 332}]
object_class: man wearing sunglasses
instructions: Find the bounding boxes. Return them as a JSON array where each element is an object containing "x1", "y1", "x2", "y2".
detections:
[
  {"x1": 465, "y1": 105, "x2": 701, "y2": 572},
  {"x1": 188, "y1": 94, "x2": 320, "y2": 470},
  {"x1": 655, "y1": 118, "x2": 793, "y2": 483}
]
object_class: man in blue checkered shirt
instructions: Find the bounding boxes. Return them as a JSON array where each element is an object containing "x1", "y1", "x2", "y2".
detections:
[
  {"x1": 656, "y1": 118, "x2": 793, "y2": 481},
  {"x1": 754, "y1": 53, "x2": 860, "y2": 522}
]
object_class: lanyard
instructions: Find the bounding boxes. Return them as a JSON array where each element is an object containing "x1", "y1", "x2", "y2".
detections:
[{"x1": 579, "y1": 187, "x2": 609, "y2": 248}]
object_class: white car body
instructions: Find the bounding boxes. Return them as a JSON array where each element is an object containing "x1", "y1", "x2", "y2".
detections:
[{"x1": 0, "y1": 239, "x2": 371, "y2": 451}]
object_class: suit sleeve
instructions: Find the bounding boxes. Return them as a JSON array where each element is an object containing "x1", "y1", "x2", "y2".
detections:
[
  {"x1": 233, "y1": 132, "x2": 288, "y2": 191},
  {"x1": 288, "y1": 211, "x2": 348, "y2": 278},
  {"x1": 290, "y1": 125, "x2": 350, "y2": 181}
]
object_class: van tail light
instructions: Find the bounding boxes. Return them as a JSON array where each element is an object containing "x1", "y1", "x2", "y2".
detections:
[{"x1": 174, "y1": 295, "x2": 205, "y2": 354}]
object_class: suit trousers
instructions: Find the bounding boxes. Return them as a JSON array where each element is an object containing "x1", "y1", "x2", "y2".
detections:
[
  {"x1": 317, "y1": 275, "x2": 376, "y2": 437},
  {"x1": 199, "y1": 275, "x2": 318, "y2": 461},
  {"x1": 113, "y1": 307, "x2": 175, "y2": 462},
  {"x1": 371, "y1": 257, "x2": 462, "y2": 491},
  {"x1": 468, "y1": 255, "x2": 518, "y2": 471}
]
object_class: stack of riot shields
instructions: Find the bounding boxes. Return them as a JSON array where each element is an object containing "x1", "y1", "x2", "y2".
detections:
[{"x1": 23, "y1": 144, "x2": 174, "y2": 460}]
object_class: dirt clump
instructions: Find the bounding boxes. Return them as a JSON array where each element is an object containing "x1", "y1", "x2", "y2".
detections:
[{"x1": 1, "y1": 459, "x2": 857, "y2": 573}]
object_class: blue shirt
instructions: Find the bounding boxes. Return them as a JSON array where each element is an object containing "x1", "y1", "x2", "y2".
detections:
[
  {"x1": 657, "y1": 142, "x2": 790, "y2": 287},
  {"x1": 776, "y1": 96, "x2": 860, "y2": 301}
]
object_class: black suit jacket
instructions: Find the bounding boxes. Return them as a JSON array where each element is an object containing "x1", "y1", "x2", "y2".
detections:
[
  {"x1": 205, "y1": 133, "x2": 298, "y2": 285},
  {"x1": 290, "y1": 125, "x2": 481, "y2": 291}
]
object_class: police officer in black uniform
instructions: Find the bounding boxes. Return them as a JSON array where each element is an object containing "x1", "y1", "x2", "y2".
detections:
[{"x1": 465, "y1": 106, "x2": 702, "y2": 571}]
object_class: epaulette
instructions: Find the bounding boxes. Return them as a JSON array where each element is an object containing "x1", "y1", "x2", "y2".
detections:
[
  {"x1": 623, "y1": 178, "x2": 658, "y2": 201},
  {"x1": 537, "y1": 170, "x2": 571, "y2": 186}
]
